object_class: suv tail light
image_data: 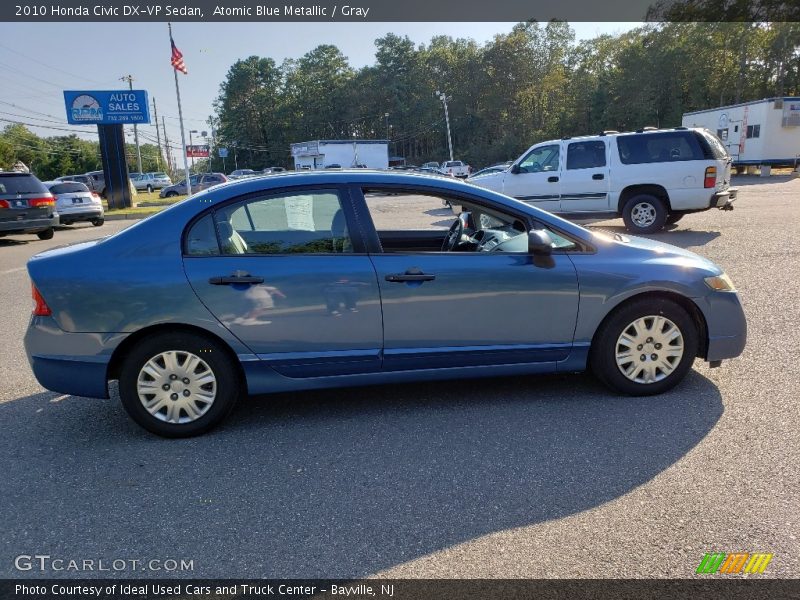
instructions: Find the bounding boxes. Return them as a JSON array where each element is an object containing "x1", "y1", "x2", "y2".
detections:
[
  {"x1": 0, "y1": 200, "x2": 9, "y2": 209},
  {"x1": 29, "y1": 197, "x2": 56, "y2": 207},
  {"x1": 704, "y1": 166, "x2": 717, "y2": 188},
  {"x1": 32, "y1": 284, "x2": 51, "y2": 316}
]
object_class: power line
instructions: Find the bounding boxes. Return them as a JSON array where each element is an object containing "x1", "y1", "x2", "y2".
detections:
[{"x1": 0, "y1": 43, "x2": 118, "y2": 87}]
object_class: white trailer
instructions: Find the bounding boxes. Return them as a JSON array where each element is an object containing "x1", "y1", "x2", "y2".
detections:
[
  {"x1": 290, "y1": 140, "x2": 389, "y2": 170},
  {"x1": 682, "y1": 97, "x2": 800, "y2": 172}
]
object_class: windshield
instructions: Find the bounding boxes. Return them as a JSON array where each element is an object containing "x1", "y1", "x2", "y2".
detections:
[{"x1": 0, "y1": 174, "x2": 48, "y2": 195}]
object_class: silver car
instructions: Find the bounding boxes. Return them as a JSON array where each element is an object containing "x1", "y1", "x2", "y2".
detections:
[
  {"x1": 43, "y1": 181, "x2": 104, "y2": 227},
  {"x1": 132, "y1": 172, "x2": 172, "y2": 193}
]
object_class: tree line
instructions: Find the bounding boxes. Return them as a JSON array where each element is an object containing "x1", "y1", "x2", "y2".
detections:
[{"x1": 209, "y1": 21, "x2": 800, "y2": 170}]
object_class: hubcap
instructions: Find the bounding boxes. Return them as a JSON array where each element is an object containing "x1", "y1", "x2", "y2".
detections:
[
  {"x1": 136, "y1": 351, "x2": 216, "y2": 424},
  {"x1": 631, "y1": 202, "x2": 657, "y2": 228},
  {"x1": 615, "y1": 316, "x2": 684, "y2": 384}
]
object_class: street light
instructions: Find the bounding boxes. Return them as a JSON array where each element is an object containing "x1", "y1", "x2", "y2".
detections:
[
  {"x1": 189, "y1": 129, "x2": 198, "y2": 171},
  {"x1": 435, "y1": 90, "x2": 454, "y2": 162},
  {"x1": 384, "y1": 112, "x2": 390, "y2": 141}
]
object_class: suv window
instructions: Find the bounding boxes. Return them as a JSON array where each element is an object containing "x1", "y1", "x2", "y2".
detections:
[
  {"x1": 214, "y1": 190, "x2": 352, "y2": 255},
  {"x1": 617, "y1": 132, "x2": 705, "y2": 164},
  {"x1": 519, "y1": 144, "x2": 560, "y2": 173},
  {"x1": 49, "y1": 182, "x2": 89, "y2": 194},
  {"x1": 567, "y1": 141, "x2": 606, "y2": 170},
  {"x1": 0, "y1": 174, "x2": 48, "y2": 195}
]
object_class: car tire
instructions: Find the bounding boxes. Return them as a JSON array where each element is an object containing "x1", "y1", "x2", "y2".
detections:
[
  {"x1": 622, "y1": 194, "x2": 668, "y2": 234},
  {"x1": 146, "y1": 185, "x2": 153, "y2": 193},
  {"x1": 666, "y1": 213, "x2": 684, "y2": 226},
  {"x1": 590, "y1": 297, "x2": 698, "y2": 396},
  {"x1": 118, "y1": 331, "x2": 242, "y2": 437},
  {"x1": 92, "y1": 218, "x2": 104, "y2": 227},
  {"x1": 165, "y1": 191, "x2": 178, "y2": 198},
  {"x1": 36, "y1": 228, "x2": 54, "y2": 240}
]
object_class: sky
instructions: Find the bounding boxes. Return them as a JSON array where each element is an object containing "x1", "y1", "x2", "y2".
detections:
[{"x1": 0, "y1": 22, "x2": 640, "y2": 160}]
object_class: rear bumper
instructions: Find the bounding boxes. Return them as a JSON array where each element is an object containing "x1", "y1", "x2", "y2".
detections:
[
  {"x1": 711, "y1": 187, "x2": 738, "y2": 210},
  {"x1": 0, "y1": 214, "x2": 59, "y2": 234},
  {"x1": 58, "y1": 208, "x2": 103, "y2": 222},
  {"x1": 24, "y1": 316, "x2": 123, "y2": 399}
]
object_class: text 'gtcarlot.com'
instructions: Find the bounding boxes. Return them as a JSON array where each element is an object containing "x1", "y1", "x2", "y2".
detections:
[{"x1": 13, "y1": 554, "x2": 194, "y2": 572}]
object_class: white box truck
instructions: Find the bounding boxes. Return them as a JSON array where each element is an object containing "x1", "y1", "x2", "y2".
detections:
[
  {"x1": 290, "y1": 140, "x2": 389, "y2": 170},
  {"x1": 682, "y1": 97, "x2": 800, "y2": 173}
]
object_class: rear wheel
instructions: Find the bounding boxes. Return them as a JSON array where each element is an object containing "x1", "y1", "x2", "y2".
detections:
[
  {"x1": 590, "y1": 297, "x2": 698, "y2": 396},
  {"x1": 36, "y1": 228, "x2": 54, "y2": 240},
  {"x1": 146, "y1": 185, "x2": 153, "y2": 193},
  {"x1": 622, "y1": 194, "x2": 668, "y2": 234},
  {"x1": 165, "y1": 191, "x2": 178, "y2": 198},
  {"x1": 91, "y1": 218, "x2": 104, "y2": 227},
  {"x1": 118, "y1": 331, "x2": 241, "y2": 437}
]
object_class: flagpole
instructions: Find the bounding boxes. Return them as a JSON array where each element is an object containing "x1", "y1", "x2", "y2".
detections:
[{"x1": 169, "y1": 22, "x2": 192, "y2": 196}]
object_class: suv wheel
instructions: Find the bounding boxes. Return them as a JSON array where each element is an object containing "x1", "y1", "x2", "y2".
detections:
[
  {"x1": 622, "y1": 194, "x2": 668, "y2": 234},
  {"x1": 118, "y1": 331, "x2": 241, "y2": 437},
  {"x1": 36, "y1": 228, "x2": 54, "y2": 240},
  {"x1": 92, "y1": 218, "x2": 105, "y2": 227},
  {"x1": 146, "y1": 185, "x2": 153, "y2": 193},
  {"x1": 590, "y1": 297, "x2": 697, "y2": 396}
]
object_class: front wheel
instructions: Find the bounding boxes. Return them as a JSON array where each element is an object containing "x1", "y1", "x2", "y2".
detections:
[
  {"x1": 146, "y1": 185, "x2": 153, "y2": 193},
  {"x1": 36, "y1": 228, "x2": 54, "y2": 240},
  {"x1": 165, "y1": 191, "x2": 178, "y2": 198},
  {"x1": 118, "y1": 331, "x2": 241, "y2": 437},
  {"x1": 622, "y1": 194, "x2": 668, "y2": 234},
  {"x1": 590, "y1": 298, "x2": 698, "y2": 396}
]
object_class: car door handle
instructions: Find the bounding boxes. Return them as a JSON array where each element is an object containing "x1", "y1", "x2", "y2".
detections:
[
  {"x1": 592, "y1": 173, "x2": 605, "y2": 180},
  {"x1": 548, "y1": 176, "x2": 559, "y2": 183},
  {"x1": 385, "y1": 269, "x2": 436, "y2": 283},
  {"x1": 209, "y1": 272, "x2": 264, "y2": 285}
]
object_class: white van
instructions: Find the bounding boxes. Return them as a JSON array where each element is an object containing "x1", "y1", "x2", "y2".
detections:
[{"x1": 469, "y1": 127, "x2": 737, "y2": 233}]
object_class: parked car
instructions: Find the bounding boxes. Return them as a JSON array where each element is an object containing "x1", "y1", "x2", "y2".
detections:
[
  {"x1": 415, "y1": 167, "x2": 453, "y2": 178},
  {"x1": 43, "y1": 181, "x2": 104, "y2": 227},
  {"x1": 262, "y1": 167, "x2": 286, "y2": 175},
  {"x1": 471, "y1": 127, "x2": 737, "y2": 233},
  {"x1": 228, "y1": 169, "x2": 257, "y2": 180},
  {"x1": 441, "y1": 160, "x2": 470, "y2": 177},
  {"x1": 84, "y1": 171, "x2": 106, "y2": 197},
  {"x1": 160, "y1": 173, "x2": 228, "y2": 198},
  {"x1": 421, "y1": 161, "x2": 441, "y2": 169},
  {"x1": 24, "y1": 171, "x2": 746, "y2": 437},
  {"x1": 55, "y1": 174, "x2": 92, "y2": 187},
  {"x1": 468, "y1": 165, "x2": 509, "y2": 178},
  {"x1": 131, "y1": 172, "x2": 172, "y2": 193},
  {"x1": 325, "y1": 164, "x2": 342, "y2": 169},
  {"x1": 0, "y1": 172, "x2": 58, "y2": 240}
]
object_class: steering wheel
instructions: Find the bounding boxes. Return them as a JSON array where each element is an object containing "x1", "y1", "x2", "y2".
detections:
[{"x1": 442, "y1": 218, "x2": 464, "y2": 251}]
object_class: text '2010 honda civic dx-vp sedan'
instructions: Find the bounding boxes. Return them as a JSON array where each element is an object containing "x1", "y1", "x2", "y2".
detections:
[{"x1": 24, "y1": 171, "x2": 746, "y2": 437}]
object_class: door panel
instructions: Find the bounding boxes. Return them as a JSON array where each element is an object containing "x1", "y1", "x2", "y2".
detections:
[
  {"x1": 370, "y1": 253, "x2": 580, "y2": 370},
  {"x1": 503, "y1": 143, "x2": 562, "y2": 211},
  {"x1": 559, "y1": 140, "x2": 611, "y2": 212}
]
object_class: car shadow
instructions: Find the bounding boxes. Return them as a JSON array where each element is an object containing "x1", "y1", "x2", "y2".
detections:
[
  {"x1": 424, "y1": 208, "x2": 453, "y2": 217},
  {"x1": 587, "y1": 225, "x2": 721, "y2": 249},
  {"x1": 0, "y1": 238, "x2": 29, "y2": 246},
  {"x1": 0, "y1": 370, "x2": 722, "y2": 578}
]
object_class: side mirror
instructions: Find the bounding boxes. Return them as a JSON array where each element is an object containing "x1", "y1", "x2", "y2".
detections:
[
  {"x1": 510, "y1": 163, "x2": 521, "y2": 175},
  {"x1": 528, "y1": 229, "x2": 553, "y2": 255}
]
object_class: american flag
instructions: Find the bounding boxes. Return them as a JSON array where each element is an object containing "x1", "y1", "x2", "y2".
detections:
[{"x1": 170, "y1": 36, "x2": 187, "y2": 74}]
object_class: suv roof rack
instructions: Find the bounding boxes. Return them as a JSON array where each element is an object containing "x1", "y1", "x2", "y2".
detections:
[{"x1": 599, "y1": 130, "x2": 620, "y2": 136}]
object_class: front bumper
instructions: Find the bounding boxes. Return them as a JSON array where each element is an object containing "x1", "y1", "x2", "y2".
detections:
[
  {"x1": 0, "y1": 214, "x2": 59, "y2": 234},
  {"x1": 711, "y1": 187, "x2": 738, "y2": 210},
  {"x1": 696, "y1": 290, "x2": 747, "y2": 362}
]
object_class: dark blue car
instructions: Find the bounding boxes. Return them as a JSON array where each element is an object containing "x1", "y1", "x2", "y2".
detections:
[{"x1": 24, "y1": 172, "x2": 746, "y2": 437}]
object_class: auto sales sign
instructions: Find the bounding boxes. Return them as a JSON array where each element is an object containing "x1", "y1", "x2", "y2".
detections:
[{"x1": 63, "y1": 90, "x2": 151, "y2": 125}]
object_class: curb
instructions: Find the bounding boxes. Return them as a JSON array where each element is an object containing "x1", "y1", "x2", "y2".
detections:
[{"x1": 104, "y1": 212, "x2": 158, "y2": 221}]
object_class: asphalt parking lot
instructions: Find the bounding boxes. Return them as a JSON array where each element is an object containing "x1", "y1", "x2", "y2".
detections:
[{"x1": 0, "y1": 177, "x2": 798, "y2": 579}]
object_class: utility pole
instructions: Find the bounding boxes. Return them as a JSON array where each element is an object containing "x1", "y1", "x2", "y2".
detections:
[
  {"x1": 152, "y1": 97, "x2": 163, "y2": 170},
  {"x1": 162, "y1": 116, "x2": 174, "y2": 178},
  {"x1": 120, "y1": 75, "x2": 143, "y2": 174},
  {"x1": 435, "y1": 90, "x2": 454, "y2": 161},
  {"x1": 189, "y1": 129, "x2": 198, "y2": 171}
]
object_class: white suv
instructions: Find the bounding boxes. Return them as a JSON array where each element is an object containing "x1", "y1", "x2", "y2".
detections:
[{"x1": 469, "y1": 127, "x2": 737, "y2": 233}]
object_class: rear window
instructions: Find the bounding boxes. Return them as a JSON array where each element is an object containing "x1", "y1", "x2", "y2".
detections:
[
  {"x1": 0, "y1": 174, "x2": 48, "y2": 195},
  {"x1": 152, "y1": 173, "x2": 168, "y2": 178},
  {"x1": 697, "y1": 131, "x2": 729, "y2": 160},
  {"x1": 49, "y1": 182, "x2": 90, "y2": 194},
  {"x1": 445, "y1": 161, "x2": 463, "y2": 167},
  {"x1": 617, "y1": 132, "x2": 705, "y2": 164}
]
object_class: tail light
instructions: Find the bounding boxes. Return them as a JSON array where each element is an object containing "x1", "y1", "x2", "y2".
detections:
[
  {"x1": 29, "y1": 197, "x2": 56, "y2": 207},
  {"x1": 0, "y1": 200, "x2": 9, "y2": 209},
  {"x1": 32, "y1": 284, "x2": 51, "y2": 317},
  {"x1": 704, "y1": 166, "x2": 717, "y2": 188},
  {"x1": 91, "y1": 192, "x2": 101, "y2": 201}
]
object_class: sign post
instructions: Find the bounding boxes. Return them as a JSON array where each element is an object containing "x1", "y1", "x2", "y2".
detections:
[{"x1": 63, "y1": 89, "x2": 151, "y2": 209}]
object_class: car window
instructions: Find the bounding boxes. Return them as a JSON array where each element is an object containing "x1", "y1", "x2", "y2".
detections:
[
  {"x1": 49, "y1": 182, "x2": 89, "y2": 194},
  {"x1": 0, "y1": 174, "x2": 48, "y2": 195},
  {"x1": 617, "y1": 132, "x2": 705, "y2": 164},
  {"x1": 567, "y1": 141, "x2": 607, "y2": 170},
  {"x1": 519, "y1": 144, "x2": 560, "y2": 173},
  {"x1": 185, "y1": 214, "x2": 220, "y2": 256},
  {"x1": 214, "y1": 190, "x2": 353, "y2": 255},
  {"x1": 152, "y1": 173, "x2": 168, "y2": 178}
]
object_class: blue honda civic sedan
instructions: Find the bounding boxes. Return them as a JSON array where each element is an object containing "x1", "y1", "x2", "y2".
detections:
[{"x1": 24, "y1": 171, "x2": 746, "y2": 437}]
